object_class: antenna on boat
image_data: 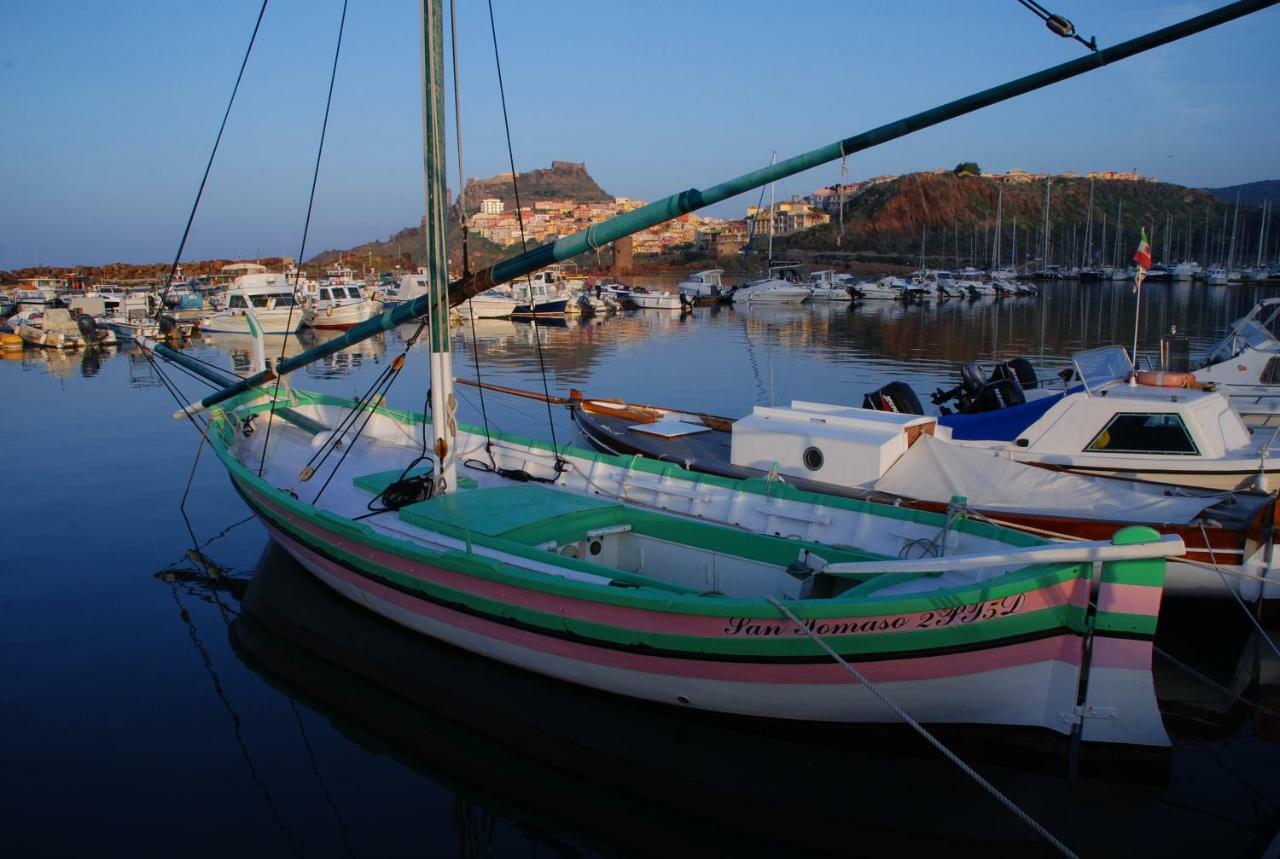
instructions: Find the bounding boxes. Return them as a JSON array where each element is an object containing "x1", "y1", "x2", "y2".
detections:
[{"x1": 421, "y1": 0, "x2": 457, "y2": 493}]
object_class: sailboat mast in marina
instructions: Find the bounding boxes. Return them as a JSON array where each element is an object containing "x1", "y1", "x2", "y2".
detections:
[{"x1": 420, "y1": 0, "x2": 456, "y2": 493}]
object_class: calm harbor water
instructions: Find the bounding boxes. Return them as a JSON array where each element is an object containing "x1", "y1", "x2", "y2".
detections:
[{"x1": 4, "y1": 279, "x2": 1280, "y2": 856}]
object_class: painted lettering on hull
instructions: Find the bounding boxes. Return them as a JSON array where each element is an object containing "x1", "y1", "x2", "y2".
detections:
[{"x1": 722, "y1": 594, "x2": 1027, "y2": 638}]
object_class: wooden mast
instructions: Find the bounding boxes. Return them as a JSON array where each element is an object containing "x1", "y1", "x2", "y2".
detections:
[{"x1": 420, "y1": 0, "x2": 456, "y2": 492}]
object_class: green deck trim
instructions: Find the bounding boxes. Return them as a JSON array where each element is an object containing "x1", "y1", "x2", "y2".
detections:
[
  {"x1": 255, "y1": 391, "x2": 1045, "y2": 548},
  {"x1": 253, "y1": 487, "x2": 1085, "y2": 657},
  {"x1": 210, "y1": 409, "x2": 1097, "y2": 625}
]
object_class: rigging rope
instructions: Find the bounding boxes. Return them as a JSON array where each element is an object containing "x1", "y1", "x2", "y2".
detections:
[
  {"x1": 486, "y1": 0, "x2": 567, "y2": 476},
  {"x1": 259, "y1": 0, "x2": 350, "y2": 477},
  {"x1": 156, "y1": 0, "x2": 269, "y2": 311},
  {"x1": 449, "y1": 0, "x2": 496, "y2": 468},
  {"x1": 766, "y1": 596, "x2": 1080, "y2": 859}
]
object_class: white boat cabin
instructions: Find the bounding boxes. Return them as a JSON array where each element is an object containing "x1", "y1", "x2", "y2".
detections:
[{"x1": 224, "y1": 274, "x2": 299, "y2": 310}]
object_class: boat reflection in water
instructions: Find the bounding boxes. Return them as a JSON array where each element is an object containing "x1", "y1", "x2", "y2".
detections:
[
  {"x1": 227, "y1": 543, "x2": 1280, "y2": 858},
  {"x1": 199, "y1": 328, "x2": 387, "y2": 380}
]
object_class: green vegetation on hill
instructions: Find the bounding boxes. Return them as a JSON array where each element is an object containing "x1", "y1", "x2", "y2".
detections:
[{"x1": 780, "y1": 172, "x2": 1263, "y2": 265}]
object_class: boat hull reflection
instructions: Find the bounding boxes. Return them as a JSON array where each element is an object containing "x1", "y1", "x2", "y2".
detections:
[{"x1": 222, "y1": 544, "x2": 1280, "y2": 857}]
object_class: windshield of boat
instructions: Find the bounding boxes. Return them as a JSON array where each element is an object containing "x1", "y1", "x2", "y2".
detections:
[
  {"x1": 1072, "y1": 345, "x2": 1132, "y2": 394},
  {"x1": 1237, "y1": 320, "x2": 1278, "y2": 350}
]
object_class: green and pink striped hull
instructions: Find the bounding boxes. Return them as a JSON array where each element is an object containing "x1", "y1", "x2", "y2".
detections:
[{"x1": 215, "y1": 415, "x2": 1169, "y2": 746}]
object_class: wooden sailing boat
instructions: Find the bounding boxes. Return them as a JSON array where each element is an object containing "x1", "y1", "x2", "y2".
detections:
[{"x1": 135, "y1": 0, "x2": 1280, "y2": 747}]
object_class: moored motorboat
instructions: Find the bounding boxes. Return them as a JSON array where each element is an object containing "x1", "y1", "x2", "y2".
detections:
[
  {"x1": 731, "y1": 264, "x2": 811, "y2": 305},
  {"x1": 677, "y1": 269, "x2": 728, "y2": 305},
  {"x1": 807, "y1": 270, "x2": 854, "y2": 301},
  {"x1": 300, "y1": 281, "x2": 385, "y2": 330},
  {"x1": 12, "y1": 307, "x2": 117, "y2": 350},
  {"x1": 200, "y1": 272, "x2": 309, "y2": 334}
]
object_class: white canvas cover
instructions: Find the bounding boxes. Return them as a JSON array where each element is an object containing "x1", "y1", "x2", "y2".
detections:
[{"x1": 873, "y1": 435, "x2": 1216, "y2": 523}]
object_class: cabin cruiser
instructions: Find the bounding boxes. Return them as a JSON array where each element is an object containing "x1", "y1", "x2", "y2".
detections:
[
  {"x1": 677, "y1": 269, "x2": 728, "y2": 305},
  {"x1": 379, "y1": 273, "x2": 429, "y2": 307},
  {"x1": 626, "y1": 286, "x2": 684, "y2": 310},
  {"x1": 200, "y1": 273, "x2": 308, "y2": 334},
  {"x1": 862, "y1": 345, "x2": 1280, "y2": 492},
  {"x1": 300, "y1": 281, "x2": 384, "y2": 330},
  {"x1": 806, "y1": 270, "x2": 854, "y2": 301},
  {"x1": 458, "y1": 288, "x2": 518, "y2": 319},
  {"x1": 511, "y1": 272, "x2": 570, "y2": 316},
  {"x1": 730, "y1": 264, "x2": 811, "y2": 305},
  {"x1": 847, "y1": 276, "x2": 901, "y2": 300},
  {"x1": 11, "y1": 288, "x2": 57, "y2": 311}
]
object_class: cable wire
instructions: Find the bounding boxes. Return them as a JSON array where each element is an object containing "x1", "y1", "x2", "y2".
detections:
[
  {"x1": 259, "y1": 0, "x2": 350, "y2": 477},
  {"x1": 156, "y1": 0, "x2": 269, "y2": 311},
  {"x1": 486, "y1": 0, "x2": 566, "y2": 475}
]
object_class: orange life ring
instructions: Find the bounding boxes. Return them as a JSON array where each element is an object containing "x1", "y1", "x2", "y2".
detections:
[{"x1": 1134, "y1": 370, "x2": 1197, "y2": 388}]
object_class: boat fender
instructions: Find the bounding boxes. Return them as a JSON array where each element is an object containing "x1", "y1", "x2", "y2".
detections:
[
  {"x1": 326, "y1": 305, "x2": 334, "y2": 317},
  {"x1": 1134, "y1": 370, "x2": 1197, "y2": 388}
]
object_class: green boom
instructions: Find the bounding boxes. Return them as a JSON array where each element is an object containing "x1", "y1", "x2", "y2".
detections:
[{"x1": 184, "y1": 0, "x2": 1276, "y2": 411}]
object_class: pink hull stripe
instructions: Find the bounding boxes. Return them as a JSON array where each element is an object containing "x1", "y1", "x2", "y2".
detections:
[
  {"x1": 248, "y1": 486, "x2": 1088, "y2": 639},
  {"x1": 1088, "y1": 636, "x2": 1153, "y2": 671},
  {"x1": 1096, "y1": 582, "x2": 1162, "y2": 617},
  {"x1": 264, "y1": 517, "x2": 1086, "y2": 685}
]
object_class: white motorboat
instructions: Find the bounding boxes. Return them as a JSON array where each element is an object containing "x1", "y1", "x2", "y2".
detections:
[
  {"x1": 511, "y1": 273, "x2": 570, "y2": 316},
  {"x1": 677, "y1": 269, "x2": 727, "y2": 305},
  {"x1": 806, "y1": 270, "x2": 853, "y2": 301},
  {"x1": 848, "y1": 276, "x2": 901, "y2": 300},
  {"x1": 626, "y1": 287, "x2": 684, "y2": 310},
  {"x1": 1204, "y1": 265, "x2": 1229, "y2": 285},
  {"x1": 300, "y1": 281, "x2": 384, "y2": 330},
  {"x1": 458, "y1": 288, "x2": 518, "y2": 319},
  {"x1": 731, "y1": 264, "x2": 811, "y2": 305},
  {"x1": 200, "y1": 273, "x2": 308, "y2": 335}
]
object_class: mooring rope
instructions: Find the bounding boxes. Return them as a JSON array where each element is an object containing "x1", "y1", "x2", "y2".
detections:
[{"x1": 766, "y1": 596, "x2": 1080, "y2": 859}]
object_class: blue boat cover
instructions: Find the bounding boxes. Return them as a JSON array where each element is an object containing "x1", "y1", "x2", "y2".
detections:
[{"x1": 939, "y1": 391, "x2": 1066, "y2": 441}]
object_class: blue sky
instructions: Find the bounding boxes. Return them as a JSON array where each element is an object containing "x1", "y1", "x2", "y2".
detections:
[{"x1": 2, "y1": 0, "x2": 1277, "y2": 268}]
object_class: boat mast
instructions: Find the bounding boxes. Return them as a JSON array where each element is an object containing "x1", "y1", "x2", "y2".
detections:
[
  {"x1": 1042, "y1": 177, "x2": 1052, "y2": 269},
  {"x1": 1228, "y1": 190, "x2": 1241, "y2": 270},
  {"x1": 1258, "y1": 199, "x2": 1268, "y2": 267},
  {"x1": 1082, "y1": 177, "x2": 1094, "y2": 270},
  {"x1": 1100, "y1": 211, "x2": 1107, "y2": 269},
  {"x1": 991, "y1": 179, "x2": 1003, "y2": 271},
  {"x1": 766, "y1": 152, "x2": 777, "y2": 267},
  {"x1": 420, "y1": 0, "x2": 456, "y2": 493}
]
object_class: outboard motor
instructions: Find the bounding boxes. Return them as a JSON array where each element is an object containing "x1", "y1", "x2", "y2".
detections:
[
  {"x1": 965, "y1": 378, "x2": 1026, "y2": 413},
  {"x1": 862, "y1": 381, "x2": 924, "y2": 415},
  {"x1": 157, "y1": 314, "x2": 178, "y2": 338},
  {"x1": 990, "y1": 357, "x2": 1037, "y2": 389},
  {"x1": 960, "y1": 362, "x2": 986, "y2": 396},
  {"x1": 75, "y1": 313, "x2": 98, "y2": 343}
]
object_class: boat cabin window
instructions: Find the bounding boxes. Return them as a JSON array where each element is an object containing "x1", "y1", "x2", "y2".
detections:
[
  {"x1": 1263, "y1": 357, "x2": 1280, "y2": 385},
  {"x1": 345, "y1": 287, "x2": 362, "y2": 299},
  {"x1": 1085, "y1": 413, "x2": 1199, "y2": 455},
  {"x1": 228, "y1": 295, "x2": 247, "y2": 309},
  {"x1": 318, "y1": 288, "x2": 332, "y2": 301}
]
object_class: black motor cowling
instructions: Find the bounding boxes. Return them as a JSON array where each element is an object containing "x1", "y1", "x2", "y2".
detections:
[
  {"x1": 157, "y1": 314, "x2": 178, "y2": 337},
  {"x1": 989, "y1": 357, "x2": 1037, "y2": 389},
  {"x1": 966, "y1": 378, "x2": 1026, "y2": 413},
  {"x1": 75, "y1": 314, "x2": 98, "y2": 340},
  {"x1": 862, "y1": 381, "x2": 924, "y2": 415}
]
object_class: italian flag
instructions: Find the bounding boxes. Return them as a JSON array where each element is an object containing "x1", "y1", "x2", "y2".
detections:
[{"x1": 1132, "y1": 227, "x2": 1152, "y2": 291}]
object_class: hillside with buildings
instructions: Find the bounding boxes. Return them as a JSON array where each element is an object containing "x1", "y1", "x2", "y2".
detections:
[{"x1": 777, "y1": 168, "x2": 1269, "y2": 268}]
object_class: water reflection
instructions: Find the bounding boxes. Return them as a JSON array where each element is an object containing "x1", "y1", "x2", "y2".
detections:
[{"x1": 225, "y1": 544, "x2": 1280, "y2": 858}]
